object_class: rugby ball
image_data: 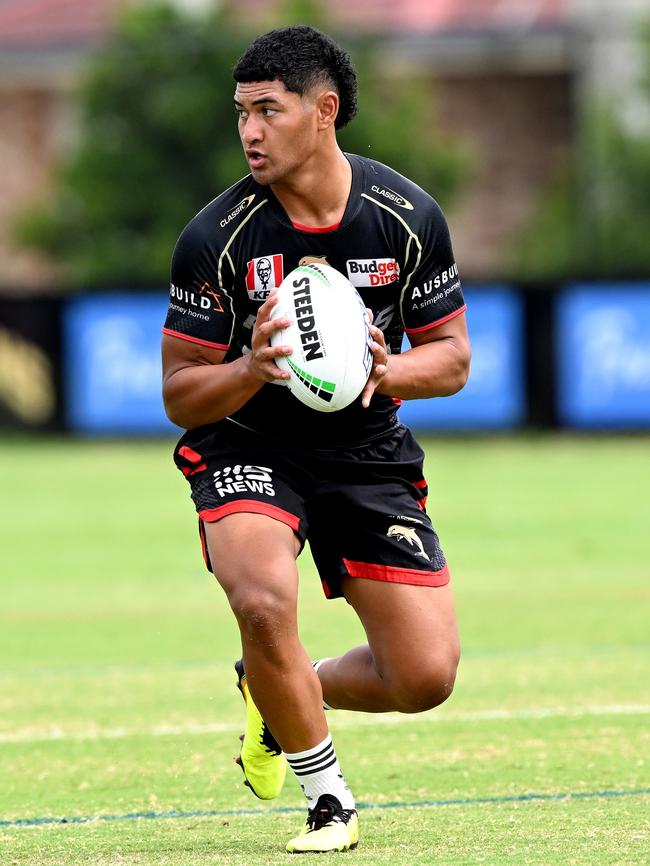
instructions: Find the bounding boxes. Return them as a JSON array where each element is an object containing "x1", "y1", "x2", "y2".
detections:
[{"x1": 270, "y1": 263, "x2": 372, "y2": 412}]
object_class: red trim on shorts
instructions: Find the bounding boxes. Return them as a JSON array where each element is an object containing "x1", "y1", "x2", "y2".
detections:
[
  {"x1": 198, "y1": 517, "x2": 212, "y2": 571},
  {"x1": 179, "y1": 445, "x2": 203, "y2": 463},
  {"x1": 405, "y1": 305, "x2": 467, "y2": 335},
  {"x1": 181, "y1": 464, "x2": 207, "y2": 477},
  {"x1": 291, "y1": 220, "x2": 341, "y2": 233},
  {"x1": 178, "y1": 445, "x2": 207, "y2": 476},
  {"x1": 342, "y1": 558, "x2": 450, "y2": 587},
  {"x1": 413, "y1": 478, "x2": 428, "y2": 509},
  {"x1": 200, "y1": 500, "x2": 301, "y2": 532},
  {"x1": 162, "y1": 327, "x2": 229, "y2": 351}
]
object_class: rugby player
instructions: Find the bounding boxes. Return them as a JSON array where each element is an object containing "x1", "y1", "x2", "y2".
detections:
[{"x1": 162, "y1": 25, "x2": 470, "y2": 853}]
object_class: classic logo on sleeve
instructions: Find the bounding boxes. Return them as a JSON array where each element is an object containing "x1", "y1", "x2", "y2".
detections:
[
  {"x1": 219, "y1": 194, "x2": 256, "y2": 228},
  {"x1": 346, "y1": 258, "x2": 400, "y2": 287},
  {"x1": 370, "y1": 185, "x2": 414, "y2": 210},
  {"x1": 245, "y1": 254, "x2": 284, "y2": 301}
]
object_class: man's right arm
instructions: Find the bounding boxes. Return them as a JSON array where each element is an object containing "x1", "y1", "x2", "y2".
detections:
[{"x1": 162, "y1": 291, "x2": 293, "y2": 430}]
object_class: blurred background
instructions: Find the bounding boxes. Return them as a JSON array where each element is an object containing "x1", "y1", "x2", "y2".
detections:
[
  {"x1": 2, "y1": 5, "x2": 649, "y2": 860},
  {"x1": 1, "y1": 0, "x2": 649, "y2": 436}
]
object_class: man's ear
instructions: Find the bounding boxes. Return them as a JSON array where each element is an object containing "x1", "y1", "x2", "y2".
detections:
[{"x1": 316, "y1": 90, "x2": 339, "y2": 131}]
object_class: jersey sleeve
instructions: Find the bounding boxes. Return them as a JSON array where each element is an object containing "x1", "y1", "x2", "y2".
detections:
[
  {"x1": 162, "y1": 219, "x2": 234, "y2": 350},
  {"x1": 399, "y1": 199, "x2": 465, "y2": 335}
]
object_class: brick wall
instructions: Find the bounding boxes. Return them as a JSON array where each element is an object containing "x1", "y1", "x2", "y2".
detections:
[
  {"x1": 0, "y1": 70, "x2": 572, "y2": 289},
  {"x1": 437, "y1": 72, "x2": 573, "y2": 279},
  {"x1": 0, "y1": 89, "x2": 62, "y2": 291}
]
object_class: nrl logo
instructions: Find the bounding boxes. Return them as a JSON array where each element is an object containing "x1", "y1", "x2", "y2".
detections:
[{"x1": 387, "y1": 524, "x2": 430, "y2": 560}]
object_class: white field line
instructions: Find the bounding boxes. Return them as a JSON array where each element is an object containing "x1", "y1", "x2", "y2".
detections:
[{"x1": 1, "y1": 704, "x2": 648, "y2": 745}]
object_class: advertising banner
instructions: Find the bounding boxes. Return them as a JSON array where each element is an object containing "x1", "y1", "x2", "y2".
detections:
[
  {"x1": 556, "y1": 285, "x2": 650, "y2": 428},
  {"x1": 64, "y1": 294, "x2": 177, "y2": 434},
  {"x1": 0, "y1": 297, "x2": 62, "y2": 430},
  {"x1": 398, "y1": 286, "x2": 525, "y2": 430}
]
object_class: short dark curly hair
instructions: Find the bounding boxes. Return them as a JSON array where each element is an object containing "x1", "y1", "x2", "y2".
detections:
[{"x1": 233, "y1": 25, "x2": 358, "y2": 130}]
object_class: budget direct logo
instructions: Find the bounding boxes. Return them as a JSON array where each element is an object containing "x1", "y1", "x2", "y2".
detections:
[{"x1": 346, "y1": 258, "x2": 400, "y2": 287}]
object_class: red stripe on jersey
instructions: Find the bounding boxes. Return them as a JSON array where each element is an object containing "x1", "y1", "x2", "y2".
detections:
[
  {"x1": 413, "y1": 479, "x2": 427, "y2": 489},
  {"x1": 200, "y1": 500, "x2": 301, "y2": 532},
  {"x1": 343, "y1": 559, "x2": 450, "y2": 587},
  {"x1": 405, "y1": 304, "x2": 467, "y2": 335},
  {"x1": 162, "y1": 327, "x2": 229, "y2": 351},
  {"x1": 291, "y1": 220, "x2": 341, "y2": 233}
]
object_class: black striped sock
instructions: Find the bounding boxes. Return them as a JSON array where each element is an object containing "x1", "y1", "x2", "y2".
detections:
[{"x1": 285, "y1": 734, "x2": 355, "y2": 810}]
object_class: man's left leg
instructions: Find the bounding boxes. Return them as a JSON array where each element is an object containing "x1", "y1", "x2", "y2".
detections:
[{"x1": 316, "y1": 579, "x2": 460, "y2": 714}]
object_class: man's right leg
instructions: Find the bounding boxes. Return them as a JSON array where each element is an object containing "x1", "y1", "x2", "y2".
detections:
[
  {"x1": 203, "y1": 512, "x2": 359, "y2": 852},
  {"x1": 205, "y1": 512, "x2": 326, "y2": 750}
]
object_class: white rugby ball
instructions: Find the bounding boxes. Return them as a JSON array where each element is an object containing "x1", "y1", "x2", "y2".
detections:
[{"x1": 270, "y1": 263, "x2": 372, "y2": 412}]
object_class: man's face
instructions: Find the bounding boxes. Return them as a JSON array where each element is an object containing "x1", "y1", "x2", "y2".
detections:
[{"x1": 234, "y1": 79, "x2": 320, "y2": 186}]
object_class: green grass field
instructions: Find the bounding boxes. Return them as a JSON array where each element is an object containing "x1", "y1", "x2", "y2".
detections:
[{"x1": 1, "y1": 436, "x2": 649, "y2": 865}]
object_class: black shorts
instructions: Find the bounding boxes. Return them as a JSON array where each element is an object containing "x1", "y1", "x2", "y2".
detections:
[{"x1": 174, "y1": 419, "x2": 450, "y2": 600}]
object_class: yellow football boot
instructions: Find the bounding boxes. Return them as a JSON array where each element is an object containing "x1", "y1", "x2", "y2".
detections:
[
  {"x1": 234, "y1": 659, "x2": 287, "y2": 800},
  {"x1": 286, "y1": 794, "x2": 359, "y2": 853}
]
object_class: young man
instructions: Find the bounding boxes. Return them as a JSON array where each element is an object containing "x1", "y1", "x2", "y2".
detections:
[{"x1": 162, "y1": 25, "x2": 470, "y2": 853}]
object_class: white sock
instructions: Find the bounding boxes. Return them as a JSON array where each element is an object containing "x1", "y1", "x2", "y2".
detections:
[
  {"x1": 285, "y1": 734, "x2": 355, "y2": 810},
  {"x1": 312, "y1": 658, "x2": 334, "y2": 711}
]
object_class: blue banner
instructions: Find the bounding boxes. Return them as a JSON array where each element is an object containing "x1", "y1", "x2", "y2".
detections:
[
  {"x1": 397, "y1": 286, "x2": 525, "y2": 430},
  {"x1": 556, "y1": 284, "x2": 650, "y2": 428},
  {"x1": 64, "y1": 294, "x2": 176, "y2": 434},
  {"x1": 63, "y1": 287, "x2": 525, "y2": 435}
]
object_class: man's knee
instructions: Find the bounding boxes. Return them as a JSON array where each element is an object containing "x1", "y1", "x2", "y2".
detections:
[
  {"x1": 386, "y1": 651, "x2": 460, "y2": 714},
  {"x1": 226, "y1": 575, "x2": 296, "y2": 641}
]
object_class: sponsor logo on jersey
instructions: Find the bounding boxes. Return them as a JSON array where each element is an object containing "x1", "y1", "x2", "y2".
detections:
[
  {"x1": 346, "y1": 258, "x2": 400, "y2": 287},
  {"x1": 219, "y1": 194, "x2": 256, "y2": 228},
  {"x1": 169, "y1": 283, "x2": 214, "y2": 321},
  {"x1": 299, "y1": 254, "x2": 329, "y2": 267},
  {"x1": 199, "y1": 282, "x2": 224, "y2": 312},
  {"x1": 245, "y1": 254, "x2": 284, "y2": 301},
  {"x1": 387, "y1": 524, "x2": 430, "y2": 560},
  {"x1": 213, "y1": 465, "x2": 275, "y2": 498},
  {"x1": 410, "y1": 263, "x2": 460, "y2": 301},
  {"x1": 170, "y1": 283, "x2": 213, "y2": 310},
  {"x1": 370, "y1": 185, "x2": 414, "y2": 210},
  {"x1": 388, "y1": 514, "x2": 423, "y2": 525}
]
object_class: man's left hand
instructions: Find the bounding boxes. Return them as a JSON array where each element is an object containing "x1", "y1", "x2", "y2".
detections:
[{"x1": 361, "y1": 311, "x2": 389, "y2": 409}]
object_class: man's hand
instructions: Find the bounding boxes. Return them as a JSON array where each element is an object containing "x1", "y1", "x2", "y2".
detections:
[
  {"x1": 245, "y1": 290, "x2": 293, "y2": 383},
  {"x1": 361, "y1": 310, "x2": 389, "y2": 409}
]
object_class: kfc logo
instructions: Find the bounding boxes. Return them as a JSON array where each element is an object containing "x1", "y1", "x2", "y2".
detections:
[{"x1": 246, "y1": 254, "x2": 284, "y2": 301}]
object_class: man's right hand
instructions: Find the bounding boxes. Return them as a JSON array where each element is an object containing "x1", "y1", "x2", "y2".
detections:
[{"x1": 245, "y1": 290, "x2": 293, "y2": 383}]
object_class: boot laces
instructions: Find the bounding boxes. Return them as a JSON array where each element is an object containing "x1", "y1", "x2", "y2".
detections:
[{"x1": 307, "y1": 795, "x2": 355, "y2": 832}]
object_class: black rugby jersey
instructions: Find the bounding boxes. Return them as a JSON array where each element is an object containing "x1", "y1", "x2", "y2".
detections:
[{"x1": 164, "y1": 154, "x2": 465, "y2": 448}]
